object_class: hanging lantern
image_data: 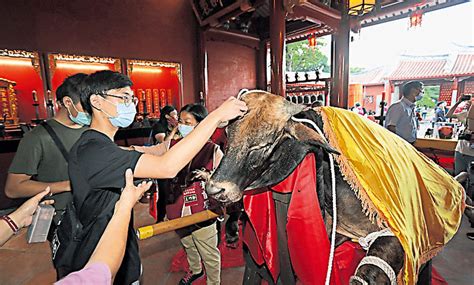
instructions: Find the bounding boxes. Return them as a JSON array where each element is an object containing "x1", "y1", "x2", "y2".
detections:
[
  {"x1": 409, "y1": 10, "x2": 423, "y2": 28},
  {"x1": 348, "y1": 0, "x2": 375, "y2": 16},
  {"x1": 409, "y1": 1, "x2": 425, "y2": 28},
  {"x1": 308, "y1": 34, "x2": 317, "y2": 49}
]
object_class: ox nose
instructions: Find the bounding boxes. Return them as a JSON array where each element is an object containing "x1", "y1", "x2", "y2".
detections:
[{"x1": 206, "y1": 180, "x2": 226, "y2": 195}]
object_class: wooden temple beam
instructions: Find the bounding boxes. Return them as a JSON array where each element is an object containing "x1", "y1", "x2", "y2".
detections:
[
  {"x1": 270, "y1": 0, "x2": 286, "y2": 96},
  {"x1": 286, "y1": 28, "x2": 333, "y2": 44},
  {"x1": 290, "y1": 0, "x2": 342, "y2": 31},
  {"x1": 204, "y1": 28, "x2": 260, "y2": 50},
  {"x1": 330, "y1": 0, "x2": 350, "y2": 108},
  {"x1": 357, "y1": 0, "x2": 470, "y2": 28}
]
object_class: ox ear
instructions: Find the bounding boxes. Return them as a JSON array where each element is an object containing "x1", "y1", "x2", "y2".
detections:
[
  {"x1": 283, "y1": 99, "x2": 306, "y2": 117},
  {"x1": 286, "y1": 121, "x2": 339, "y2": 155}
]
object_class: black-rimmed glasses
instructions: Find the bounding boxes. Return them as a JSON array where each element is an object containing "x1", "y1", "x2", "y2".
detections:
[{"x1": 100, "y1": 93, "x2": 138, "y2": 107}]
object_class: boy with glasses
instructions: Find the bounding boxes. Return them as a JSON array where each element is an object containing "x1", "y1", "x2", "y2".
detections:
[{"x1": 55, "y1": 70, "x2": 247, "y2": 284}]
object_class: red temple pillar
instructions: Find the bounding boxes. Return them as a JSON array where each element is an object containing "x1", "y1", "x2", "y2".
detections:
[
  {"x1": 330, "y1": 1, "x2": 350, "y2": 108},
  {"x1": 270, "y1": 0, "x2": 286, "y2": 96},
  {"x1": 257, "y1": 40, "x2": 267, "y2": 90}
]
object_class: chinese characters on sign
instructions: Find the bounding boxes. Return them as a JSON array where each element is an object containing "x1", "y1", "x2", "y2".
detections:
[{"x1": 193, "y1": 0, "x2": 237, "y2": 21}]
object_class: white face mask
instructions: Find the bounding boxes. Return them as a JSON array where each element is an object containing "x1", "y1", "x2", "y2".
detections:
[{"x1": 178, "y1": 124, "x2": 194, "y2": 137}]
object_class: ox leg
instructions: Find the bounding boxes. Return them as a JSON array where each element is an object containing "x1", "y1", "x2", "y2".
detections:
[
  {"x1": 225, "y1": 211, "x2": 242, "y2": 244},
  {"x1": 242, "y1": 217, "x2": 274, "y2": 285},
  {"x1": 273, "y1": 192, "x2": 296, "y2": 285},
  {"x1": 416, "y1": 260, "x2": 432, "y2": 285},
  {"x1": 351, "y1": 236, "x2": 405, "y2": 285},
  {"x1": 242, "y1": 245, "x2": 266, "y2": 285}
]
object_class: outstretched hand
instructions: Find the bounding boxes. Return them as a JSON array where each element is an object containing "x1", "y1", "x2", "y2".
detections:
[
  {"x1": 214, "y1": 97, "x2": 248, "y2": 123},
  {"x1": 10, "y1": 187, "x2": 54, "y2": 228},
  {"x1": 168, "y1": 116, "x2": 179, "y2": 128},
  {"x1": 117, "y1": 169, "x2": 153, "y2": 211}
]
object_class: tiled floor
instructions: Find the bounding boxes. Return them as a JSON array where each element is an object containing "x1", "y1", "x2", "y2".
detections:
[
  {"x1": 0, "y1": 203, "x2": 472, "y2": 285},
  {"x1": 432, "y1": 216, "x2": 474, "y2": 285}
]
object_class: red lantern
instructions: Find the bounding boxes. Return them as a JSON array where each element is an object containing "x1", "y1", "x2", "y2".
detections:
[
  {"x1": 308, "y1": 34, "x2": 317, "y2": 49},
  {"x1": 409, "y1": 1, "x2": 425, "y2": 28},
  {"x1": 410, "y1": 11, "x2": 423, "y2": 27}
]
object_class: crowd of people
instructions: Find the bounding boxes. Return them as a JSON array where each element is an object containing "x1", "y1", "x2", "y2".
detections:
[
  {"x1": 0, "y1": 70, "x2": 247, "y2": 285},
  {"x1": 1, "y1": 75, "x2": 473, "y2": 285}
]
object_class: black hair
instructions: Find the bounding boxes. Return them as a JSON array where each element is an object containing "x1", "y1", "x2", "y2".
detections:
[
  {"x1": 180, "y1": 104, "x2": 208, "y2": 123},
  {"x1": 158, "y1": 105, "x2": 177, "y2": 129},
  {"x1": 436, "y1": 101, "x2": 446, "y2": 107},
  {"x1": 56, "y1": 73, "x2": 87, "y2": 104},
  {"x1": 402, "y1": 81, "x2": 423, "y2": 97},
  {"x1": 80, "y1": 70, "x2": 133, "y2": 115}
]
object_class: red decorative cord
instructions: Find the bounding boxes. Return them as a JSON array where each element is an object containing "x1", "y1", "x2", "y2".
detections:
[{"x1": 1, "y1": 215, "x2": 20, "y2": 234}]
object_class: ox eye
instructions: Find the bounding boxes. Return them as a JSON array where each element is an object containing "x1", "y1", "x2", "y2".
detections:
[{"x1": 247, "y1": 144, "x2": 273, "y2": 166}]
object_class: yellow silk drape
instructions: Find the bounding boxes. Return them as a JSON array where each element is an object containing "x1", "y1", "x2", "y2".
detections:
[{"x1": 319, "y1": 107, "x2": 464, "y2": 284}]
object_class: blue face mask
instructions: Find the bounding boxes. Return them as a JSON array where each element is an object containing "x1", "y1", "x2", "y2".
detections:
[
  {"x1": 178, "y1": 124, "x2": 194, "y2": 137},
  {"x1": 67, "y1": 104, "x2": 91, "y2": 126},
  {"x1": 102, "y1": 99, "x2": 137, "y2": 128},
  {"x1": 415, "y1": 94, "x2": 423, "y2": 101}
]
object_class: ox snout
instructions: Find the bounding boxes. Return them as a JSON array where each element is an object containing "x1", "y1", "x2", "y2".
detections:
[{"x1": 206, "y1": 180, "x2": 243, "y2": 203}]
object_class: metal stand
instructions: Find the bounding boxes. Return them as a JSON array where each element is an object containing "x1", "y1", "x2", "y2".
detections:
[{"x1": 375, "y1": 100, "x2": 386, "y2": 126}]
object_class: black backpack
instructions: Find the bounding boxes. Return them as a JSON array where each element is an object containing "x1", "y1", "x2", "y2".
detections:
[
  {"x1": 41, "y1": 121, "x2": 85, "y2": 277},
  {"x1": 51, "y1": 201, "x2": 85, "y2": 278}
]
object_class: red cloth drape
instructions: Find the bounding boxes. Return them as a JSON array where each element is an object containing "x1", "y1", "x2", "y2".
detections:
[{"x1": 243, "y1": 154, "x2": 343, "y2": 284}]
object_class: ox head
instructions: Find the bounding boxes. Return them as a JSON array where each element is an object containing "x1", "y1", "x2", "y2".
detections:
[{"x1": 207, "y1": 91, "x2": 338, "y2": 203}]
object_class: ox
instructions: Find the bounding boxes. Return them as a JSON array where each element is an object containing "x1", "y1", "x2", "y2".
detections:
[{"x1": 206, "y1": 91, "x2": 436, "y2": 285}]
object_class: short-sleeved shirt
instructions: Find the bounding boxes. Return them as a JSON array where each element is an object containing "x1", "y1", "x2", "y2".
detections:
[
  {"x1": 435, "y1": 107, "x2": 446, "y2": 122},
  {"x1": 55, "y1": 262, "x2": 111, "y2": 285},
  {"x1": 8, "y1": 119, "x2": 87, "y2": 221},
  {"x1": 67, "y1": 129, "x2": 142, "y2": 285},
  {"x1": 384, "y1": 97, "x2": 418, "y2": 143}
]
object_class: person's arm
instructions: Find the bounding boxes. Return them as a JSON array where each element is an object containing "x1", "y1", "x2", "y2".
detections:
[
  {"x1": 84, "y1": 169, "x2": 152, "y2": 278},
  {"x1": 164, "y1": 126, "x2": 178, "y2": 142},
  {"x1": 446, "y1": 99, "x2": 463, "y2": 119},
  {"x1": 1, "y1": 188, "x2": 53, "y2": 246},
  {"x1": 384, "y1": 104, "x2": 401, "y2": 134},
  {"x1": 5, "y1": 174, "x2": 70, "y2": 198},
  {"x1": 5, "y1": 130, "x2": 71, "y2": 198},
  {"x1": 387, "y1": 125, "x2": 396, "y2": 133},
  {"x1": 131, "y1": 140, "x2": 170, "y2": 156},
  {"x1": 468, "y1": 104, "x2": 474, "y2": 132},
  {"x1": 134, "y1": 97, "x2": 247, "y2": 179},
  {"x1": 154, "y1": 133, "x2": 165, "y2": 143}
]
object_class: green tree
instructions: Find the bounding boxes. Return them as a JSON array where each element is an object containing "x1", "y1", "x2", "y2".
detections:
[
  {"x1": 286, "y1": 39, "x2": 329, "y2": 73},
  {"x1": 416, "y1": 86, "x2": 439, "y2": 108},
  {"x1": 350, "y1": 67, "x2": 366, "y2": 74}
]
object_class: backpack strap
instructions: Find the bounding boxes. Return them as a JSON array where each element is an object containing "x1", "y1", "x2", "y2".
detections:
[{"x1": 41, "y1": 121, "x2": 69, "y2": 162}]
